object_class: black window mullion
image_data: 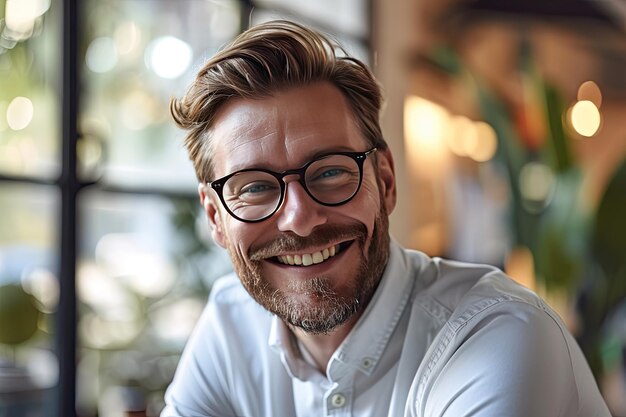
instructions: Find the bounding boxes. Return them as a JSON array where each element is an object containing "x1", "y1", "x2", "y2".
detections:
[{"x1": 57, "y1": 0, "x2": 80, "y2": 415}]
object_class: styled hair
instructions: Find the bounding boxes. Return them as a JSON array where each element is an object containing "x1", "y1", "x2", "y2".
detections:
[{"x1": 171, "y1": 20, "x2": 386, "y2": 182}]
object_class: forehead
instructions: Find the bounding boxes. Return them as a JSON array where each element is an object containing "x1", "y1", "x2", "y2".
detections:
[{"x1": 209, "y1": 82, "x2": 368, "y2": 176}]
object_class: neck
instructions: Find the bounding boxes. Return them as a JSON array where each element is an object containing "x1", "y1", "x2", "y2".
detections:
[{"x1": 289, "y1": 312, "x2": 362, "y2": 374}]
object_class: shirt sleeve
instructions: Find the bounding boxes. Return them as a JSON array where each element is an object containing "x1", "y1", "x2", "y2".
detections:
[{"x1": 422, "y1": 302, "x2": 611, "y2": 417}]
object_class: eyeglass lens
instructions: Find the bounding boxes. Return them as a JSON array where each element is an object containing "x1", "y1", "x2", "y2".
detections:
[{"x1": 221, "y1": 154, "x2": 362, "y2": 221}]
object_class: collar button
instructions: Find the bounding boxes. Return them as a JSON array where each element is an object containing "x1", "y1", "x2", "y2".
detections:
[{"x1": 362, "y1": 357, "x2": 374, "y2": 369}]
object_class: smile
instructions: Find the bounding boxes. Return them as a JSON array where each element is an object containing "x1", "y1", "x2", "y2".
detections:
[{"x1": 275, "y1": 243, "x2": 346, "y2": 267}]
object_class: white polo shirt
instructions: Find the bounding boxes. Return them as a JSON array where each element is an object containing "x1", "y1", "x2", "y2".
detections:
[{"x1": 161, "y1": 241, "x2": 610, "y2": 417}]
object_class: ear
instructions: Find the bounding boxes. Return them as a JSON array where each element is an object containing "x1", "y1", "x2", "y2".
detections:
[
  {"x1": 376, "y1": 147, "x2": 397, "y2": 214},
  {"x1": 198, "y1": 183, "x2": 226, "y2": 248}
]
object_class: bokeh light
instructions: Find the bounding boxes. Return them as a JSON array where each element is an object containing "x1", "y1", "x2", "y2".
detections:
[
  {"x1": 448, "y1": 115, "x2": 476, "y2": 157},
  {"x1": 5, "y1": 0, "x2": 51, "y2": 35},
  {"x1": 519, "y1": 161, "x2": 555, "y2": 203},
  {"x1": 77, "y1": 262, "x2": 134, "y2": 312},
  {"x1": 24, "y1": 348, "x2": 58, "y2": 389},
  {"x1": 21, "y1": 267, "x2": 59, "y2": 313},
  {"x1": 85, "y1": 37, "x2": 119, "y2": 73},
  {"x1": 114, "y1": 22, "x2": 141, "y2": 55},
  {"x1": 570, "y1": 100, "x2": 601, "y2": 137},
  {"x1": 95, "y1": 233, "x2": 176, "y2": 298},
  {"x1": 469, "y1": 121, "x2": 498, "y2": 162},
  {"x1": 145, "y1": 36, "x2": 192, "y2": 79},
  {"x1": 404, "y1": 95, "x2": 451, "y2": 176},
  {"x1": 577, "y1": 80, "x2": 602, "y2": 108},
  {"x1": 76, "y1": 136, "x2": 103, "y2": 171},
  {"x1": 447, "y1": 116, "x2": 497, "y2": 162},
  {"x1": 79, "y1": 312, "x2": 142, "y2": 349},
  {"x1": 405, "y1": 96, "x2": 450, "y2": 150},
  {"x1": 6, "y1": 96, "x2": 34, "y2": 130}
]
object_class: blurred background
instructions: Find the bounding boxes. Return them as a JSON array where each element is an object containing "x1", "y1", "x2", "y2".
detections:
[{"x1": 0, "y1": 0, "x2": 625, "y2": 416}]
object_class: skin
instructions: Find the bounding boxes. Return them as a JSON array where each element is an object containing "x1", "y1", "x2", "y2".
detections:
[{"x1": 199, "y1": 82, "x2": 397, "y2": 371}]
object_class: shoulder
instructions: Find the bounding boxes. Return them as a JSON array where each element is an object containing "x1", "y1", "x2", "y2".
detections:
[
  {"x1": 416, "y1": 298, "x2": 609, "y2": 416},
  {"x1": 404, "y1": 257, "x2": 609, "y2": 416},
  {"x1": 411, "y1": 256, "x2": 567, "y2": 384},
  {"x1": 404, "y1": 248, "x2": 544, "y2": 319},
  {"x1": 162, "y1": 273, "x2": 276, "y2": 416}
]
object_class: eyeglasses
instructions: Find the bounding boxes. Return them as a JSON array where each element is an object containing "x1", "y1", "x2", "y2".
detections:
[{"x1": 206, "y1": 148, "x2": 377, "y2": 223}]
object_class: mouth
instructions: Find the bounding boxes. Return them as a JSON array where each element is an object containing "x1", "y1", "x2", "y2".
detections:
[{"x1": 271, "y1": 241, "x2": 353, "y2": 267}]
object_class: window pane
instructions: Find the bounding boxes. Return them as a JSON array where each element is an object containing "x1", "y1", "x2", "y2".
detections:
[
  {"x1": 80, "y1": 0, "x2": 241, "y2": 192},
  {"x1": 254, "y1": 0, "x2": 369, "y2": 39},
  {"x1": 0, "y1": 183, "x2": 59, "y2": 416},
  {"x1": 0, "y1": 0, "x2": 61, "y2": 180},
  {"x1": 76, "y1": 190, "x2": 231, "y2": 416}
]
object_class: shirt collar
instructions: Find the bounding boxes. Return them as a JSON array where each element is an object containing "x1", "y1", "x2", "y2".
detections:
[
  {"x1": 269, "y1": 239, "x2": 416, "y2": 382},
  {"x1": 269, "y1": 315, "x2": 318, "y2": 381}
]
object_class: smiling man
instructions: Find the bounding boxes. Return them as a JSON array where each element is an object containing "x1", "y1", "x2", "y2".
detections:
[{"x1": 161, "y1": 21, "x2": 610, "y2": 417}]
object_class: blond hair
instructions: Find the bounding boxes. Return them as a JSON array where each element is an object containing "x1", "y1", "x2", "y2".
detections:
[{"x1": 171, "y1": 20, "x2": 386, "y2": 182}]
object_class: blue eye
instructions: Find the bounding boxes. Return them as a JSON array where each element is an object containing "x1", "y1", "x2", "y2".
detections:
[
  {"x1": 241, "y1": 183, "x2": 274, "y2": 194},
  {"x1": 319, "y1": 168, "x2": 343, "y2": 178}
]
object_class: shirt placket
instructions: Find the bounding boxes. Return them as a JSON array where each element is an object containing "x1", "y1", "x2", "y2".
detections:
[
  {"x1": 323, "y1": 384, "x2": 353, "y2": 416},
  {"x1": 322, "y1": 355, "x2": 358, "y2": 416}
]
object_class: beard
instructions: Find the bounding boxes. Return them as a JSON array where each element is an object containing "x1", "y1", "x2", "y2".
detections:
[{"x1": 225, "y1": 201, "x2": 390, "y2": 335}]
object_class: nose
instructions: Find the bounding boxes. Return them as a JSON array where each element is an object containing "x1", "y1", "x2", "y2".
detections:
[{"x1": 275, "y1": 180, "x2": 327, "y2": 236}]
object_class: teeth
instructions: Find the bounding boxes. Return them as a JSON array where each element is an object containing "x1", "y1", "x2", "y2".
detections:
[
  {"x1": 275, "y1": 244, "x2": 341, "y2": 267},
  {"x1": 312, "y1": 252, "x2": 324, "y2": 264}
]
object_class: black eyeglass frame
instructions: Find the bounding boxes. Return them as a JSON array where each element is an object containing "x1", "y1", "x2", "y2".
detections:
[{"x1": 206, "y1": 147, "x2": 378, "y2": 223}]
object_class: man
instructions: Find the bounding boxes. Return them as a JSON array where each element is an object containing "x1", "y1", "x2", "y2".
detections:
[{"x1": 162, "y1": 20, "x2": 610, "y2": 417}]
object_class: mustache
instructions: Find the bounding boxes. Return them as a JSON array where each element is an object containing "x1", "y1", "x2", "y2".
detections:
[{"x1": 248, "y1": 222, "x2": 368, "y2": 261}]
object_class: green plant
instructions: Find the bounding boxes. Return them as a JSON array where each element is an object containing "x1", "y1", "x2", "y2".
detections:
[{"x1": 0, "y1": 284, "x2": 41, "y2": 350}]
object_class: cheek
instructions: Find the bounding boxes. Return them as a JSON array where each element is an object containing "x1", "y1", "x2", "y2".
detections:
[
  {"x1": 225, "y1": 225, "x2": 247, "y2": 254},
  {"x1": 225, "y1": 222, "x2": 266, "y2": 261},
  {"x1": 341, "y1": 179, "x2": 382, "y2": 236},
  {"x1": 359, "y1": 179, "x2": 383, "y2": 213}
]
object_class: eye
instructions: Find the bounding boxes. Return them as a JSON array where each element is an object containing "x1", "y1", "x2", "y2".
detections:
[
  {"x1": 234, "y1": 181, "x2": 281, "y2": 205},
  {"x1": 309, "y1": 165, "x2": 351, "y2": 181},
  {"x1": 241, "y1": 182, "x2": 276, "y2": 194},
  {"x1": 318, "y1": 168, "x2": 345, "y2": 179}
]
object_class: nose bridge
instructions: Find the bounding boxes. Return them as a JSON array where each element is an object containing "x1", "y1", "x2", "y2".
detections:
[
  {"x1": 276, "y1": 179, "x2": 326, "y2": 236},
  {"x1": 280, "y1": 168, "x2": 309, "y2": 200},
  {"x1": 281, "y1": 171, "x2": 304, "y2": 186}
]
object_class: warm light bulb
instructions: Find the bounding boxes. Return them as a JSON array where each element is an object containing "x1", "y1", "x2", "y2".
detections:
[
  {"x1": 404, "y1": 96, "x2": 451, "y2": 174},
  {"x1": 404, "y1": 96, "x2": 450, "y2": 151},
  {"x1": 469, "y1": 121, "x2": 498, "y2": 162},
  {"x1": 570, "y1": 100, "x2": 601, "y2": 137},
  {"x1": 447, "y1": 116, "x2": 474, "y2": 157}
]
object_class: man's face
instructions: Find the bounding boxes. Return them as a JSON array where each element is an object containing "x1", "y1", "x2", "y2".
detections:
[{"x1": 199, "y1": 82, "x2": 396, "y2": 334}]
